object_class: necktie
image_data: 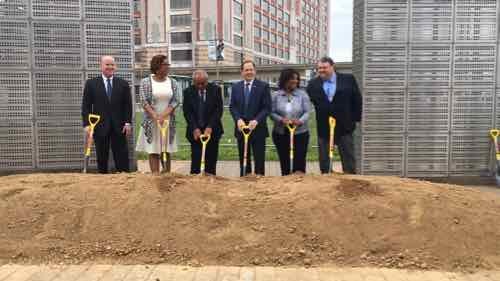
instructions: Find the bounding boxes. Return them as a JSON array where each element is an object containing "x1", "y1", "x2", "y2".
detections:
[
  {"x1": 198, "y1": 90, "x2": 205, "y2": 128},
  {"x1": 106, "y1": 78, "x2": 112, "y2": 100},
  {"x1": 326, "y1": 82, "x2": 333, "y2": 102},
  {"x1": 244, "y1": 82, "x2": 251, "y2": 115}
]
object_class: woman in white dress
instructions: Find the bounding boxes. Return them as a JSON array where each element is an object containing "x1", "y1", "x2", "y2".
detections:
[{"x1": 136, "y1": 55, "x2": 180, "y2": 173}]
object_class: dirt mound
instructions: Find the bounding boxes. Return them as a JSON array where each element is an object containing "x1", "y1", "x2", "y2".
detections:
[{"x1": 1, "y1": 173, "x2": 500, "y2": 272}]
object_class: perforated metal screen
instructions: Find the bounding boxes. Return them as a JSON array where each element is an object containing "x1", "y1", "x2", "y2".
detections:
[
  {"x1": 0, "y1": 0, "x2": 134, "y2": 172},
  {"x1": 354, "y1": 0, "x2": 500, "y2": 177}
]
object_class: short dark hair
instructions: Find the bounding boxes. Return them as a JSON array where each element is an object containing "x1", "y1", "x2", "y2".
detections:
[
  {"x1": 240, "y1": 59, "x2": 256, "y2": 70},
  {"x1": 319, "y1": 56, "x2": 335, "y2": 66},
  {"x1": 150, "y1": 55, "x2": 168, "y2": 74},
  {"x1": 278, "y1": 68, "x2": 301, "y2": 90}
]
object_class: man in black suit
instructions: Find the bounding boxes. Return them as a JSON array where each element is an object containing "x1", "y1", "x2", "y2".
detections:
[
  {"x1": 230, "y1": 60, "x2": 272, "y2": 176},
  {"x1": 81, "y1": 55, "x2": 132, "y2": 173},
  {"x1": 306, "y1": 56, "x2": 362, "y2": 174},
  {"x1": 182, "y1": 70, "x2": 224, "y2": 175}
]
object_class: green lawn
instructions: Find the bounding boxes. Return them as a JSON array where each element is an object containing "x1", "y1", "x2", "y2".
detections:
[{"x1": 135, "y1": 108, "x2": 339, "y2": 161}]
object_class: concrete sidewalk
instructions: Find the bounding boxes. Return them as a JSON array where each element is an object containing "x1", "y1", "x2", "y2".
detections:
[
  {"x1": 137, "y1": 160, "x2": 342, "y2": 177},
  {"x1": 1, "y1": 264, "x2": 500, "y2": 281}
]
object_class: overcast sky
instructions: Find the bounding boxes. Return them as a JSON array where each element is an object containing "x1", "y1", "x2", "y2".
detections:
[{"x1": 329, "y1": 0, "x2": 353, "y2": 63}]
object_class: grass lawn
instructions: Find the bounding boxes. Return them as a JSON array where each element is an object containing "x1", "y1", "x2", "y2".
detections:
[{"x1": 135, "y1": 107, "x2": 340, "y2": 161}]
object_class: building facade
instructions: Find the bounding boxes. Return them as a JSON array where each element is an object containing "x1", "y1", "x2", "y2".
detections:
[{"x1": 133, "y1": 0, "x2": 330, "y2": 69}]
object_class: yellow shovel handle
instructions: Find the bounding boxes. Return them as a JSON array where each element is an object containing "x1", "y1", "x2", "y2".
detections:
[
  {"x1": 329, "y1": 117, "x2": 336, "y2": 131},
  {"x1": 241, "y1": 125, "x2": 252, "y2": 140},
  {"x1": 88, "y1": 113, "x2": 100, "y2": 126},
  {"x1": 329, "y1": 117, "x2": 336, "y2": 158},
  {"x1": 200, "y1": 134, "x2": 211, "y2": 145},
  {"x1": 286, "y1": 123, "x2": 297, "y2": 135},
  {"x1": 490, "y1": 129, "x2": 500, "y2": 139},
  {"x1": 85, "y1": 114, "x2": 100, "y2": 156}
]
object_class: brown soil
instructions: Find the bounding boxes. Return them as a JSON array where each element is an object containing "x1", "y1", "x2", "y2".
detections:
[{"x1": 1, "y1": 173, "x2": 500, "y2": 272}]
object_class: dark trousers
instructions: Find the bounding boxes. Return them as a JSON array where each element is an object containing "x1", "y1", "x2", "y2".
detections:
[
  {"x1": 189, "y1": 136, "x2": 220, "y2": 175},
  {"x1": 94, "y1": 130, "x2": 129, "y2": 173},
  {"x1": 272, "y1": 131, "x2": 309, "y2": 176},
  {"x1": 318, "y1": 134, "x2": 356, "y2": 174},
  {"x1": 237, "y1": 135, "x2": 266, "y2": 176}
]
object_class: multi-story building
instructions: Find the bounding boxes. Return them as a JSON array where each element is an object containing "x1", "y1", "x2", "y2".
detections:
[{"x1": 133, "y1": 0, "x2": 330, "y2": 68}]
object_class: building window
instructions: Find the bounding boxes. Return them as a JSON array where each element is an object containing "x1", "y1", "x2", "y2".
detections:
[
  {"x1": 255, "y1": 0, "x2": 262, "y2": 7},
  {"x1": 277, "y1": 9, "x2": 283, "y2": 20},
  {"x1": 234, "y1": 18, "x2": 243, "y2": 33},
  {"x1": 278, "y1": 49, "x2": 283, "y2": 58},
  {"x1": 255, "y1": 41, "x2": 262, "y2": 52},
  {"x1": 234, "y1": 34, "x2": 243, "y2": 46},
  {"x1": 171, "y1": 0, "x2": 191, "y2": 9},
  {"x1": 233, "y1": 0, "x2": 242, "y2": 16},
  {"x1": 270, "y1": 5, "x2": 276, "y2": 16},
  {"x1": 254, "y1": 27, "x2": 261, "y2": 37},
  {"x1": 262, "y1": 15, "x2": 269, "y2": 27},
  {"x1": 270, "y1": 18, "x2": 276, "y2": 29},
  {"x1": 262, "y1": 29, "x2": 269, "y2": 40},
  {"x1": 284, "y1": 12, "x2": 289, "y2": 23},
  {"x1": 171, "y1": 49, "x2": 192, "y2": 61},
  {"x1": 263, "y1": 44, "x2": 269, "y2": 54},
  {"x1": 254, "y1": 11, "x2": 261, "y2": 22},
  {"x1": 255, "y1": 57, "x2": 262, "y2": 65},
  {"x1": 234, "y1": 51, "x2": 243, "y2": 63},
  {"x1": 277, "y1": 22, "x2": 283, "y2": 33},
  {"x1": 270, "y1": 33, "x2": 276, "y2": 43},
  {"x1": 271, "y1": 47, "x2": 277, "y2": 56},
  {"x1": 171, "y1": 32, "x2": 192, "y2": 43},
  {"x1": 262, "y1": 0, "x2": 268, "y2": 11},
  {"x1": 277, "y1": 0, "x2": 283, "y2": 7},
  {"x1": 170, "y1": 14, "x2": 191, "y2": 27}
]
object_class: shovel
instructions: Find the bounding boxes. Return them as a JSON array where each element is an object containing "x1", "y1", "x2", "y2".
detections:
[
  {"x1": 329, "y1": 117, "x2": 336, "y2": 174},
  {"x1": 83, "y1": 114, "x2": 100, "y2": 173},
  {"x1": 241, "y1": 125, "x2": 252, "y2": 176},
  {"x1": 199, "y1": 133, "x2": 211, "y2": 175},
  {"x1": 489, "y1": 129, "x2": 500, "y2": 186},
  {"x1": 158, "y1": 118, "x2": 170, "y2": 172},
  {"x1": 286, "y1": 122, "x2": 297, "y2": 174}
]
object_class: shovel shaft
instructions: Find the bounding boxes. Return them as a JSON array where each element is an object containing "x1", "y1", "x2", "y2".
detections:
[
  {"x1": 240, "y1": 125, "x2": 252, "y2": 176},
  {"x1": 199, "y1": 134, "x2": 211, "y2": 174},
  {"x1": 243, "y1": 135, "x2": 249, "y2": 176},
  {"x1": 82, "y1": 114, "x2": 101, "y2": 173},
  {"x1": 328, "y1": 117, "x2": 336, "y2": 173}
]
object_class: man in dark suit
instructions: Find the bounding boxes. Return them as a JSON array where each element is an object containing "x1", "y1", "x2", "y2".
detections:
[
  {"x1": 306, "y1": 56, "x2": 362, "y2": 174},
  {"x1": 81, "y1": 55, "x2": 132, "y2": 173},
  {"x1": 230, "y1": 60, "x2": 272, "y2": 176},
  {"x1": 182, "y1": 70, "x2": 224, "y2": 175}
]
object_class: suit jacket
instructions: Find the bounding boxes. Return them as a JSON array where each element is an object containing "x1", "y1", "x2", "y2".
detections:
[
  {"x1": 182, "y1": 83, "x2": 224, "y2": 142},
  {"x1": 306, "y1": 73, "x2": 362, "y2": 141},
  {"x1": 81, "y1": 76, "x2": 132, "y2": 137},
  {"x1": 229, "y1": 79, "x2": 271, "y2": 139}
]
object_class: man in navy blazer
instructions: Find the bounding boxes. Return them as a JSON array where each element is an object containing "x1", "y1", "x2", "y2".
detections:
[
  {"x1": 230, "y1": 60, "x2": 272, "y2": 176},
  {"x1": 81, "y1": 56, "x2": 132, "y2": 173},
  {"x1": 306, "y1": 56, "x2": 362, "y2": 174}
]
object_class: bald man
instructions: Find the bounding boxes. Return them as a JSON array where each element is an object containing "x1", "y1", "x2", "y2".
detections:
[
  {"x1": 81, "y1": 56, "x2": 132, "y2": 173},
  {"x1": 182, "y1": 70, "x2": 224, "y2": 175}
]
